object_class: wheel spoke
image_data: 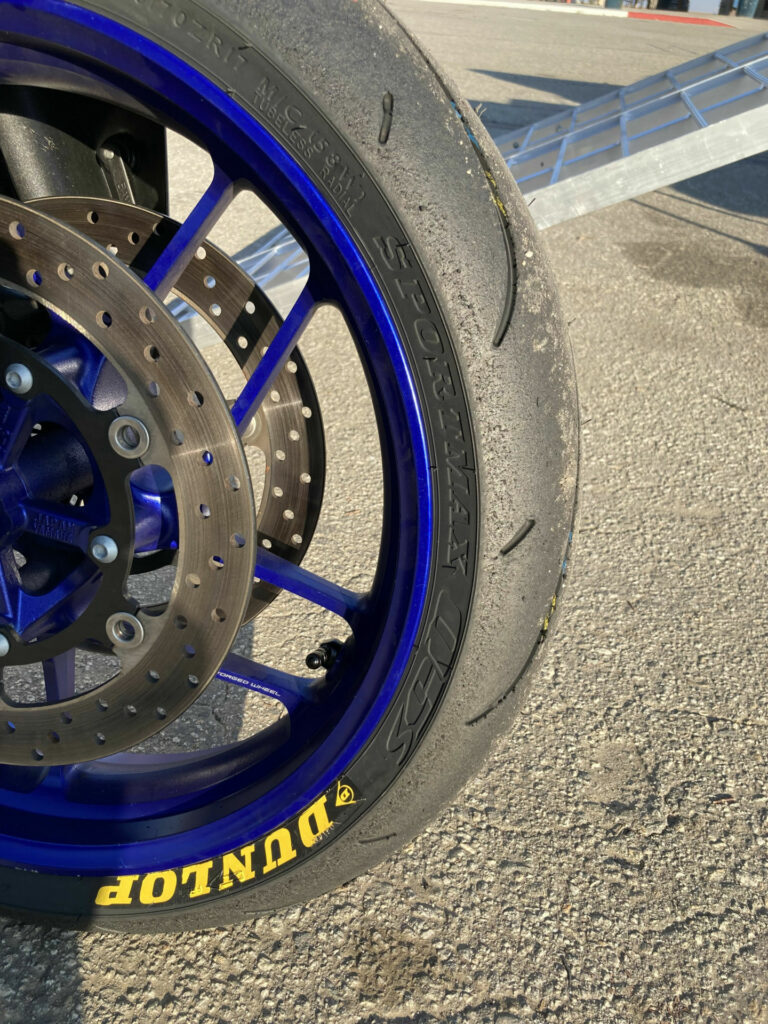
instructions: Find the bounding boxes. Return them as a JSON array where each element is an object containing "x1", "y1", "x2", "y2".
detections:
[
  {"x1": 0, "y1": 547, "x2": 21, "y2": 623},
  {"x1": 143, "y1": 165, "x2": 236, "y2": 299},
  {"x1": 0, "y1": 399, "x2": 32, "y2": 466},
  {"x1": 217, "y1": 652, "x2": 312, "y2": 713},
  {"x1": 42, "y1": 651, "x2": 75, "y2": 702},
  {"x1": 21, "y1": 499, "x2": 94, "y2": 549},
  {"x1": 230, "y1": 284, "x2": 316, "y2": 436},
  {"x1": 256, "y1": 546, "x2": 365, "y2": 622}
]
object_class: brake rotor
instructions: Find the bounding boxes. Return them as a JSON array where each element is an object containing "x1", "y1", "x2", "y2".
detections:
[
  {"x1": 0, "y1": 197, "x2": 256, "y2": 764},
  {"x1": 32, "y1": 198, "x2": 325, "y2": 624}
]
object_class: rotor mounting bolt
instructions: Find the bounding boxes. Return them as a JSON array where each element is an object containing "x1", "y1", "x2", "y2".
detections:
[
  {"x1": 90, "y1": 535, "x2": 119, "y2": 564},
  {"x1": 4, "y1": 363, "x2": 33, "y2": 395},
  {"x1": 108, "y1": 416, "x2": 151, "y2": 459},
  {"x1": 0, "y1": 634, "x2": 9, "y2": 658},
  {"x1": 106, "y1": 613, "x2": 145, "y2": 650},
  {"x1": 241, "y1": 412, "x2": 261, "y2": 443}
]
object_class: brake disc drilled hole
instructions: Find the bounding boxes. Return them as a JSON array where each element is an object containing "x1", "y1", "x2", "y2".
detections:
[
  {"x1": 97, "y1": 311, "x2": 112, "y2": 328},
  {"x1": 93, "y1": 261, "x2": 109, "y2": 279},
  {"x1": 199, "y1": 504, "x2": 211, "y2": 519},
  {"x1": 139, "y1": 307, "x2": 156, "y2": 325},
  {"x1": 144, "y1": 345, "x2": 160, "y2": 362},
  {"x1": 211, "y1": 608, "x2": 226, "y2": 623},
  {"x1": 209, "y1": 555, "x2": 224, "y2": 570},
  {"x1": 87, "y1": 210, "x2": 99, "y2": 224},
  {"x1": 26, "y1": 269, "x2": 42, "y2": 288},
  {"x1": 58, "y1": 263, "x2": 75, "y2": 281},
  {"x1": 188, "y1": 391, "x2": 204, "y2": 407},
  {"x1": 9, "y1": 220, "x2": 25, "y2": 240}
]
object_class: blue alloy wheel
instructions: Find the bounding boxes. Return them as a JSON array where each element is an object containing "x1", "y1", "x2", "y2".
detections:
[{"x1": 0, "y1": 0, "x2": 578, "y2": 929}]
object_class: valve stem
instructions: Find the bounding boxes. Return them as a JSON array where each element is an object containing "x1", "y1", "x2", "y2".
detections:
[{"x1": 305, "y1": 639, "x2": 343, "y2": 672}]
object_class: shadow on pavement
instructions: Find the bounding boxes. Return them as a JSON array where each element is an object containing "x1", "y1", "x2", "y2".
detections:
[
  {"x1": 470, "y1": 68, "x2": 620, "y2": 130},
  {"x1": 671, "y1": 151, "x2": 768, "y2": 221}
]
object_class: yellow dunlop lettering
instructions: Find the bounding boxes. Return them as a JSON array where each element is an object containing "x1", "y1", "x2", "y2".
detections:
[
  {"x1": 181, "y1": 860, "x2": 214, "y2": 898},
  {"x1": 298, "y1": 795, "x2": 332, "y2": 848},
  {"x1": 263, "y1": 827, "x2": 298, "y2": 874},
  {"x1": 94, "y1": 874, "x2": 139, "y2": 907},
  {"x1": 139, "y1": 869, "x2": 177, "y2": 905},
  {"x1": 219, "y1": 843, "x2": 256, "y2": 890}
]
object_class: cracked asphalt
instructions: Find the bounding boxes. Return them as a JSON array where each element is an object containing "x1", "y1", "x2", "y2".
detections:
[{"x1": 3, "y1": 3, "x2": 768, "y2": 1023}]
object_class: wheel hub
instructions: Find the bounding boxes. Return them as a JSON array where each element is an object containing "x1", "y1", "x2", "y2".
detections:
[
  {"x1": 0, "y1": 197, "x2": 256, "y2": 765},
  {"x1": 31, "y1": 197, "x2": 326, "y2": 624}
]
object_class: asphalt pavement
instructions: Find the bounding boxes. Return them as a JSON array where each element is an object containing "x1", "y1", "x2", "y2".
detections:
[{"x1": 3, "y1": 3, "x2": 768, "y2": 1023}]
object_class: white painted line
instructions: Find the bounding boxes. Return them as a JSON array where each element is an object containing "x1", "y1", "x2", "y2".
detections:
[{"x1": 407, "y1": 0, "x2": 628, "y2": 18}]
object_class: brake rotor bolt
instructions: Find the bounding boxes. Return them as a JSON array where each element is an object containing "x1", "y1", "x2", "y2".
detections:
[
  {"x1": 241, "y1": 412, "x2": 261, "y2": 442},
  {"x1": 106, "y1": 613, "x2": 145, "y2": 649},
  {"x1": 90, "y1": 535, "x2": 119, "y2": 564},
  {"x1": 0, "y1": 635, "x2": 9, "y2": 657},
  {"x1": 108, "y1": 416, "x2": 151, "y2": 459},
  {"x1": 4, "y1": 363, "x2": 33, "y2": 395}
]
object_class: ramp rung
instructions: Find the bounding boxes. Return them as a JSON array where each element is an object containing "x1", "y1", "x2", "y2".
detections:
[{"x1": 495, "y1": 31, "x2": 768, "y2": 227}]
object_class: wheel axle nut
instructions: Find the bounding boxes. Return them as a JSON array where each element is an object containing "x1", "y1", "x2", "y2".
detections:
[
  {"x1": 0, "y1": 634, "x2": 9, "y2": 657},
  {"x1": 5, "y1": 363, "x2": 33, "y2": 395},
  {"x1": 90, "y1": 535, "x2": 119, "y2": 564}
]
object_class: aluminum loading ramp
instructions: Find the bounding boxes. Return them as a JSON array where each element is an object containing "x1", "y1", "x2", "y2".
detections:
[
  {"x1": 496, "y1": 30, "x2": 768, "y2": 228},
  {"x1": 173, "y1": 30, "x2": 768, "y2": 331}
]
